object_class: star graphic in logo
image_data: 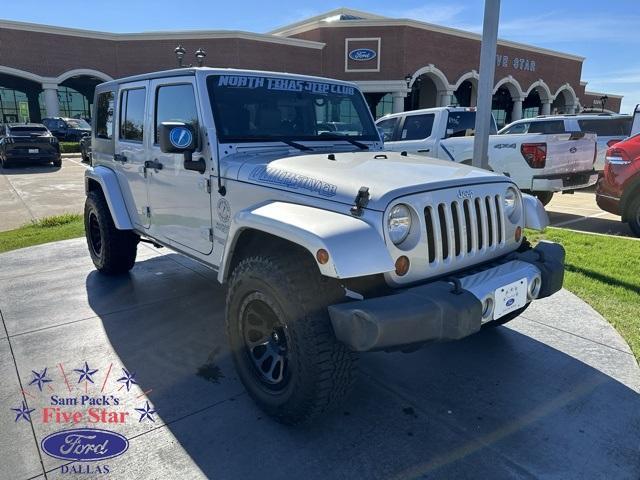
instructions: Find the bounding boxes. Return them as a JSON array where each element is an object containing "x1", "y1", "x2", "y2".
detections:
[
  {"x1": 74, "y1": 361, "x2": 98, "y2": 384},
  {"x1": 117, "y1": 368, "x2": 138, "y2": 392},
  {"x1": 11, "y1": 401, "x2": 35, "y2": 422},
  {"x1": 135, "y1": 401, "x2": 157, "y2": 423},
  {"x1": 28, "y1": 368, "x2": 52, "y2": 391}
]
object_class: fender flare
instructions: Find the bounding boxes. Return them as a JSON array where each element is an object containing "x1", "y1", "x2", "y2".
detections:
[
  {"x1": 522, "y1": 192, "x2": 549, "y2": 231},
  {"x1": 84, "y1": 166, "x2": 133, "y2": 230},
  {"x1": 219, "y1": 201, "x2": 395, "y2": 282}
]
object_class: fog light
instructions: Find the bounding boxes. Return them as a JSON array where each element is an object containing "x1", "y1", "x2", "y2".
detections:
[
  {"x1": 395, "y1": 256, "x2": 410, "y2": 276},
  {"x1": 515, "y1": 226, "x2": 522, "y2": 242},
  {"x1": 529, "y1": 277, "x2": 542, "y2": 299},
  {"x1": 482, "y1": 297, "x2": 494, "y2": 320},
  {"x1": 316, "y1": 249, "x2": 329, "y2": 265}
]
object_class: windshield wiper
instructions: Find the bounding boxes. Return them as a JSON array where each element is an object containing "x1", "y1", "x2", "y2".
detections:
[
  {"x1": 281, "y1": 140, "x2": 313, "y2": 151},
  {"x1": 320, "y1": 134, "x2": 369, "y2": 150}
]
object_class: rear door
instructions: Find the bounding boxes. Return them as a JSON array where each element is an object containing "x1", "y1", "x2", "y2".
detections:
[
  {"x1": 381, "y1": 112, "x2": 437, "y2": 155},
  {"x1": 114, "y1": 81, "x2": 150, "y2": 228},
  {"x1": 146, "y1": 77, "x2": 213, "y2": 255}
]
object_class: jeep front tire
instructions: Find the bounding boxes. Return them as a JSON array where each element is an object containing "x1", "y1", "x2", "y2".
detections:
[
  {"x1": 84, "y1": 190, "x2": 139, "y2": 274},
  {"x1": 226, "y1": 252, "x2": 355, "y2": 425}
]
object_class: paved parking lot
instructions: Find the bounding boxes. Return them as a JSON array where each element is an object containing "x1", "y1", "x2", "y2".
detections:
[
  {"x1": 0, "y1": 157, "x2": 87, "y2": 232},
  {"x1": 1, "y1": 238, "x2": 639, "y2": 479}
]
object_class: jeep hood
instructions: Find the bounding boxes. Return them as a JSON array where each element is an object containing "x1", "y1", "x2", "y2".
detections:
[{"x1": 232, "y1": 151, "x2": 508, "y2": 211}]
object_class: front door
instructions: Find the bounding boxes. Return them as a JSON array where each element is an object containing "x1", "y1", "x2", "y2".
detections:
[
  {"x1": 147, "y1": 78, "x2": 213, "y2": 255},
  {"x1": 115, "y1": 82, "x2": 150, "y2": 228}
]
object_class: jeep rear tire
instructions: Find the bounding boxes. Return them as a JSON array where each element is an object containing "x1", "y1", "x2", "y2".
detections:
[
  {"x1": 52, "y1": 157, "x2": 62, "y2": 168},
  {"x1": 626, "y1": 196, "x2": 640, "y2": 237},
  {"x1": 84, "y1": 190, "x2": 139, "y2": 274},
  {"x1": 226, "y1": 253, "x2": 355, "y2": 425}
]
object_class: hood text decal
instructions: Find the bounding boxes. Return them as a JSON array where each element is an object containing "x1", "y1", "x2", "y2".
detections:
[{"x1": 249, "y1": 166, "x2": 337, "y2": 197}]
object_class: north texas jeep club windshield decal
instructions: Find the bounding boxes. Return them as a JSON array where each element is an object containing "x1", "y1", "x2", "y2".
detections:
[
  {"x1": 249, "y1": 166, "x2": 337, "y2": 197},
  {"x1": 217, "y1": 75, "x2": 355, "y2": 96}
]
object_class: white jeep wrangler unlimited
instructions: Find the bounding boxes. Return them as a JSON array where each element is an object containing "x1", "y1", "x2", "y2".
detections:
[{"x1": 84, "y1": 67, "x2": 565, "y2": 424}]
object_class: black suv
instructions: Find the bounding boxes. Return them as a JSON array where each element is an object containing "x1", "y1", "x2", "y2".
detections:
[
  {"x1": 42, "y1": 117, "x2": 91, "y2": 142},
  {"x1": 0, "y1": 123, "x2": 61, "y2": 168}
]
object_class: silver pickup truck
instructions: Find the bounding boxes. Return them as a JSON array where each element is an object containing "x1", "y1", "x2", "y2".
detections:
[{"x1": 84, "y1": 67, "x2": 565, "y2": 424}]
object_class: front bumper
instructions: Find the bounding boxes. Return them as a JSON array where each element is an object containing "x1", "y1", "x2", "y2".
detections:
[
  {"x1": 329, "y1": 241, "x2": 565, "y2": 352},
  {"x1": 531, "y1": 170, "x2": 598, "y2": 192}
]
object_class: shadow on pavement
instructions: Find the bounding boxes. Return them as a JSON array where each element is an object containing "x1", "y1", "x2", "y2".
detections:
[
  {"x1": 0, "y1": 163, "x2": 61, "y2": 175},
  {"x1": 87, "y1": 254, "x2": 640, "y2": 479},
  {"x1": 548, "y1": 211, "x2": 634, "y2": 237}
]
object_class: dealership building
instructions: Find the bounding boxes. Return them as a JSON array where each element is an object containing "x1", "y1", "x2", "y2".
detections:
[{"x1": 0, "y1": 8, "x2": 622, "y2": 127}]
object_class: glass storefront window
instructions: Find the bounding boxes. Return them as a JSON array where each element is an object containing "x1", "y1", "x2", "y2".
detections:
[
  {"x1": 375, "y1": 94, "x2": 393, "y2": 119},
  {"x1": 0, "y1": 87, "x2": 30, "y2": 123}
]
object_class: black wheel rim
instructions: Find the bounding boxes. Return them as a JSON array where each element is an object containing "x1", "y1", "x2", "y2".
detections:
[
  {"x1": 88, "y1": 212, "x2": 102, "y2": 256},
  {"x1": 240, "y1": 293, "x2": 289, "y2": 389}
]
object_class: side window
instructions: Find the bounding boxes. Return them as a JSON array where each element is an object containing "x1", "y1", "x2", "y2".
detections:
[
  {"x1": 155, "y1": 84, "x2": 199, "y2": 144},
  {"x1": 446, "y1": 111, "x2": 478, "y2": 137},
  {"x1": 400, "y1": 114, "x2": 435, "y2": 140},
  {"x1": 528, "y1": 121, "x2": 565, "y2": 134},
  {"x1": 119, "y1": 88, "x2": 146, "y2": 142},
  {"x1": 95, "y1": 92, "x2": 115, "y2": 140},
  {"x1": 579, "y1": 118, "x2": 632, "y2": 136},
  {"x1": 57, "y1": 120, "x2": 66, "y2": 130},
  {"x1": 376, "y1": 117, "x2": 398, "y2": 141},
  {"x1": 504, "y1": 122, "x2": 529, "y2": 134}
]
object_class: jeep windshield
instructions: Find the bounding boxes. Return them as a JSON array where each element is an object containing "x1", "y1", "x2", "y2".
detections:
[{"x1": 206, "y1": 74, "x2": 378, "y2": 144}]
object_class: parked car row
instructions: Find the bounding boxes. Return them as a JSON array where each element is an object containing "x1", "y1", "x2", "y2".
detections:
[
  {"x1": 376, "y1": 107, "x2": 599, "y2": 206},
  {"x1": 0, "y1": 123, "x2": 61, "y2": 168}
]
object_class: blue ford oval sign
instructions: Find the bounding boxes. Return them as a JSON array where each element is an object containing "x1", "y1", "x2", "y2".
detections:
[
  {"x1": 41, "y1": 428, "x2": 129, "y2": 461},
  {"x1": 169, "y1": 127, "x2": 193, "y2": 149},
  {"x1": 506, "y1": 298, "x2": 515, "y2": 307},
  {"x1": 349, "y1": 48, "x2": 377, "y2": 61}
]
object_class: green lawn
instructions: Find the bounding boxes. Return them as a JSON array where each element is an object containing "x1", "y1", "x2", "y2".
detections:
[
  {"x1": 0, "y1": 214, "x2": 84, "y2": 254},
  {"x1": 527, "y1": 228, "x2": 640, "y2": 361}
]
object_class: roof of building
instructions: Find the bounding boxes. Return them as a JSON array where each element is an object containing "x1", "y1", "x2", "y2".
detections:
[{"x1": 269, "y1": 8, "x2": 586, "y2": 62}]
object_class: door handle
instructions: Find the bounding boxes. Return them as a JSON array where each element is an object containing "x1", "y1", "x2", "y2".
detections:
[
  {"x1": 144, "y1": 159, "x2": 163, "y2": 172},
  {"x1": 113, "y1": 153, "x2": 128, "y2": 162},
  {"x1": 417, "y1": 149, "x2": 430, "y2": 153}
]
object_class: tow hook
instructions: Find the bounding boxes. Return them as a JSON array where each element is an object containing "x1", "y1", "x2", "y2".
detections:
[{"x1": 350, "y1": 186, "x2": 370, "y2": 217}]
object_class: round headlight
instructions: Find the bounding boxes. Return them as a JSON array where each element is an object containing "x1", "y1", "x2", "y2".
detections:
[
  {"x1": 504, "y1": 186, "x2": 521, "y2": 222},
  {"x1": 388, "y1": 204, "x2": 412, "y2": 245}
]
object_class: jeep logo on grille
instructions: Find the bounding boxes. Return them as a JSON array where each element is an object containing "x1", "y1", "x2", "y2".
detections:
[{"x1": 457, "y1": 189, "x2": 474, "y2": 199}]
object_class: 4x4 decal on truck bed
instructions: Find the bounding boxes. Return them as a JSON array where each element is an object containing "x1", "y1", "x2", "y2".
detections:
[{"x1": 249, "y1": 165, "x2": 338, "y2": 197}]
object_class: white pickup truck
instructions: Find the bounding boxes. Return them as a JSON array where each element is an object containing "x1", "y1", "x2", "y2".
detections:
[{"x1": 377, "y1": 107, "x2": 598, "y2": 205}]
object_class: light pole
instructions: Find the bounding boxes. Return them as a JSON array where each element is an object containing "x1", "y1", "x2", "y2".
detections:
[{"x1": 472, "y1": 0, "x2": 501, "y2": 170}]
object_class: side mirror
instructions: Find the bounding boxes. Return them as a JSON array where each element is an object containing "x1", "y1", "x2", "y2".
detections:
[
  {"x1": 159, "y1": 121, "x2": 205, "y2": 174},
  {"x1": 159, "y1": 121, "x2": 197, "y2": 154}
]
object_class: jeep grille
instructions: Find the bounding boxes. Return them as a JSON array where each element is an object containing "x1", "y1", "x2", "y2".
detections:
[{"x1": 423, "y1": 195, "x2": 505, "y2": 265}]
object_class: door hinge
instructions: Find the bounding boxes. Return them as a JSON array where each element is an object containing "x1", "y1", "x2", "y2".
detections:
[
  {"x1": 206, "y1": 178, "x2": 212, "y2": 194},
  {"x1": 208, "y1": 228, "x2": 214, "y2": 242},
  {"x1": 145, "y1": 206, "x2": 151, "y2": 218}
]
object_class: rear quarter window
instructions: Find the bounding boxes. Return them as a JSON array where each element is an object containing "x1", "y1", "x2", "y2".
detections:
[{"x1": 578, "y1": 118, "x2": 632, "y2": 136}]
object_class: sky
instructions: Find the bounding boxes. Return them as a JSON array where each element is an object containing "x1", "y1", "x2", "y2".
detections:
[{"x1": 1, "y1": 0, "x2": 638, "y2": 112}]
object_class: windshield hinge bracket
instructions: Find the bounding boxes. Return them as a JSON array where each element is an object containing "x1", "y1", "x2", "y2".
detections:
[{"x1": 350, "y1": 186, "x2": 370, "y2": 217}]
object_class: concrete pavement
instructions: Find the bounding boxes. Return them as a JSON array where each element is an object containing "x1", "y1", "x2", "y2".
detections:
[
  {"x1": 0, "y1": 238, "x2": 638, "y2": 479},
  {"x1": 0, "y1": 157, "x2": 87, "y2": 232}
]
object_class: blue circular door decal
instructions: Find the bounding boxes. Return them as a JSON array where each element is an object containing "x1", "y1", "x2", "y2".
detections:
[{"x1": 169, "y1": 127, "x2": 193, "y2": 149}]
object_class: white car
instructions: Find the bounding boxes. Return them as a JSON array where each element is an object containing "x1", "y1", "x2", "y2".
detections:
[
  {"x1": 84, "y1": 68, "x2": 564, "y2": 424},
  {"x1": 499, "y1": 113, "x2": 632, "y2": 171},
  {"x1": 377, "y1": 107, "x2": 598, "y2": 205}
]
